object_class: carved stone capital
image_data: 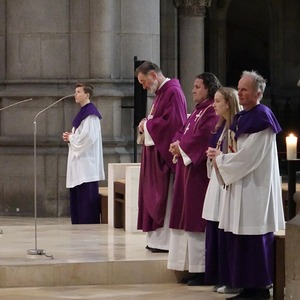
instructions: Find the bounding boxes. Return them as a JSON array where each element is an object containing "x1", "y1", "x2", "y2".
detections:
[{"x1": 174, "y1": 0, "x2": 211, "y2": 16}]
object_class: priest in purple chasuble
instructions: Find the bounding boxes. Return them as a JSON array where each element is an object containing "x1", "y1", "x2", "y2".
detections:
[
  {"x1": 207, "y1": 71, "x2": 285, "y2": 300},
  {"x1": 168, "y1": 73, "x2": 221, "y2": 285},
  {"x1": 135, "y1": 61, "x2": 187, "y2": 252}
]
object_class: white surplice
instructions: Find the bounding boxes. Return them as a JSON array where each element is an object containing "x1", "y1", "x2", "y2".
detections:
[
  {"x1": 202, "y1": 164, "x2": 224, "y2": 222},
  {"x1": 216, "y1": 128, "x2": 285, "y2": 235},
  {"x1": 66, "y1": 115, "x2": 105, "y2": 188},
  {"x1": 167, "y1": 230, "x2": 206, "y2": 272}
]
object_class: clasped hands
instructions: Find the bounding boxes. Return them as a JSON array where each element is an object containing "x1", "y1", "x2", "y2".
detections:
[
  {"x1": 169, "y1": 140, "x2": 180, "y2": 157},
  {"x1": 62, "y1": 132, "x2": 71, "y2": 142},
  {"x1": 207, "y1": 147, "x2": 222, "y2": 168},
  {"x1": 169, "y1": 143, "x2": 222, "y2": 161},
  {"x1": 138, "y1": 118, "x2": 147, "y2": 133}
]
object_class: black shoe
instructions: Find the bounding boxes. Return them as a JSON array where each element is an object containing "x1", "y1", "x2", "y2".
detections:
[
  {"x1": 253, "y1": 288, "x2": 270, "y2": 300},
  {"x1": 151, "y1": 248, "x2": 169, "y2": 253},
  {"x1": 226, "y1": 288, "x2": 270, "y2": 300},
  {"x1": 145, "y1": 245, "x2": 154, "y2": 252},
  {"x1": 145, "y1": 245, "x2": 168, "y2": 253},
  {"x1": 226, "y1": 291, "x2": 247, "y2": 299},
  {"x1": 226, "y1": 289, "x2": 251, "y2": 300},
  {"x1": 187, "y1": 273, "x2": 206, "y2": 286},
  {"x1": 180, "y1": 273, "x2": 200, "y2": 284}
]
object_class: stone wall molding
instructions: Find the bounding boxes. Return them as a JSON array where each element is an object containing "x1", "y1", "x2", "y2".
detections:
[{"x1": 174, "y1": 0, "x2": 212, "y2": 16}]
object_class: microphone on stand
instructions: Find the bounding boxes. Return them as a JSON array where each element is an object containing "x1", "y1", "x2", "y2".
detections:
[
  {"x1": 27, "y1": 94, "x2": 74, "y2": 258},
  {"x1": 0, "y1": 97, "x2": 35, "y2": 235}
]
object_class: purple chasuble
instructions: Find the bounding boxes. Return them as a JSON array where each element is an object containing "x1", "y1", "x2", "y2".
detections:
[
  {"x1": 72, "y1": 103, "x2": 102, "y2": 129},
  {"x1": 169, "y1": 98, "x2": 219, "y2": 232},
  {"x1": 137, "y1": 79, "x2": 187, "y2": 231}
]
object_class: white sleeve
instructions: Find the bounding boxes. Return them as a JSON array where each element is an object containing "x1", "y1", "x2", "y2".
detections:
[
  {"x1": 69, "y1": 115, "x2": 100, "y2": 158},
  {"x1": 216, "y1": 128, "x2": 274, "y2": 186},
  {"x1": 179, "y1": 144, "x2": 192, "y2": 166},
  {"x1": 206, "y1": 158, "x2": 214, "y2": 179},
  {"x1": 143, "y1": 120, "x2": 155, "y2": 146}
]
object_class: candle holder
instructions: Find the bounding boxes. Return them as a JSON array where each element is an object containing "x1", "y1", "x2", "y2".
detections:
[{"x1": 286, "y1": 133, "x2": 298, "y2": 160}]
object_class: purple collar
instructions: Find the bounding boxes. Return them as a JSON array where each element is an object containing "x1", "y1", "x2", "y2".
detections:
[
  {"x1": 72, "y1": 103, "x2": 102, "y2": 129},
  {"x1": 230, "y1": 104, "x2": 281, "y2": 139}
]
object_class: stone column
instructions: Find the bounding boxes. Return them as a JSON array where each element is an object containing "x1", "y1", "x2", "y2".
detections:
[
  {"x1": 88, "y1": 0, "x2": 160, "y2": 79},
  {"x1": 174, "y1": 0, "x2": 211, "y2": 112},
  {"x1": 89, "y1": 0, "x2": 121, "y2": 78},
  {"x1": 120, "y1": 0, "x2": 160, "y2": 78}
]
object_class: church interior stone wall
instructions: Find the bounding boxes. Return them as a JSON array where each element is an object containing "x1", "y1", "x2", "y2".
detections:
[
  {"x1": 0, "y1": 0, "x2": 160, "y2": 217},
  {"x1": 0, "y1": 0, "x2": 299, "y2": 219}
]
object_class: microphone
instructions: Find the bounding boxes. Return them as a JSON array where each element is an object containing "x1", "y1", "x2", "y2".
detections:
[
  {"x1": 28, "y1": 93, "x2": 74, "y2": 257},
  {"x1": 0, "y1": 98, "x2": 34, "y2": 111}
]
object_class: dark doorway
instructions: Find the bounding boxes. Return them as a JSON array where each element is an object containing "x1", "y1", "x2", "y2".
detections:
[{"x1": 226, "y1": 0, "x2": 270, "y2": 87}]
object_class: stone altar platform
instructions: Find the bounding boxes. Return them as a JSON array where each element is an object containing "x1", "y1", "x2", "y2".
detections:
[{"x1": 0, "y1": 217, "x2": 173, "y2": 288}]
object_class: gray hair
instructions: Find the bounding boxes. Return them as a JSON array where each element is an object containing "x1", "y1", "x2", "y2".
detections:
[
  {"x1": 241, "y1": 70, "x2": 267, "y2": 99},
  {"x1": 134, "y1": 61, "x2": 162, "y2": 77}
]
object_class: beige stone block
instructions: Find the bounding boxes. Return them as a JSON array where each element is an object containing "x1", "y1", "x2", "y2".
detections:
[
  {"x1": 70, "y1": 0, "x2": 90, "y2": 32},
  {"x1": 5, "y1": 265, "x2": 55, "y2": 287},
  {"x1": 107, "y1": 260, "x2": 175, "y2": 284},
  {"x1": 0, "y1": 266, "x2": 6, "y2": 288},
  {"x1": 121, "y1": 0, "x2": 159, "y2": 34},
  {"x1": 107, "y1": 163, "x2": 140, "y2": 227},
  {"x1": 7, "y1": 0, "x2": 68, "y2": 34},
  {"x1": 90, "y1": 32, "x2": 120, "y2": 79},
  {"x1": 45, "y1": 106, "x2": 64, "y2": 136},
  {"x1": 41, "y1": 35, "x2": 69, "y2": 78},
  {"x1": 2, "y1": 107, "x2": 37, "y2": 136},
  {"x1": 121, "y1": 34, "x2": 158, "y2": 79},
  {"x1": 54, "y1": 262, "x2": 108, "y2": 286},
  {"x1": 125, "y1": 166, "x2": 140, "y2": 232},
  {"x1": 70, "y1": 33, "x2": 89, "y2": 78},
  {"x1": 94, "y1": 97, "x2": 123, "y2": 139},
  {"x1": 0, "y1": 155, "x2": 33, "y2": 177}
]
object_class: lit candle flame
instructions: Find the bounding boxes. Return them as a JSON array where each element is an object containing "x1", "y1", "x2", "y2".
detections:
[{"x1": 286, "y1": 133, "x2": 298, "y2": 160}]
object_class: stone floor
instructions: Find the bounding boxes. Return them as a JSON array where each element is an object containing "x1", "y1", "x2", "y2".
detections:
[
  {"x1": 0, "y1": 217, "x2": 269, "y2": 299},
  {"x1": 0, "y1": 284, "x2": 228, "y2": 300}
]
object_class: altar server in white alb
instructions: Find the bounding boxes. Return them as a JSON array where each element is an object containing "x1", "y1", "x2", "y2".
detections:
[
  {"x1": 207, "y1": 70, "x2": 285, "y2": 300},
  {"x1": 63, "y1": 83, "x2": 105, "y2": 224}
]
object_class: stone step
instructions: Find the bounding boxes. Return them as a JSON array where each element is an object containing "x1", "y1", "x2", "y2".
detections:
[{"x1": 0, "y1": 217, "x2": 175, "y2": 288}]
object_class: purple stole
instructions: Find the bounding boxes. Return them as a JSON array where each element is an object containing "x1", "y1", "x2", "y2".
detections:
[{"x1": 73, "y1": 103, "x2": 102, "y2": 129}]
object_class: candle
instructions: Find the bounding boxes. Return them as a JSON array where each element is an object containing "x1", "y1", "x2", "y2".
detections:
[{"x1": 286, "y1": 133, "x2": 298, "y2": 160}]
